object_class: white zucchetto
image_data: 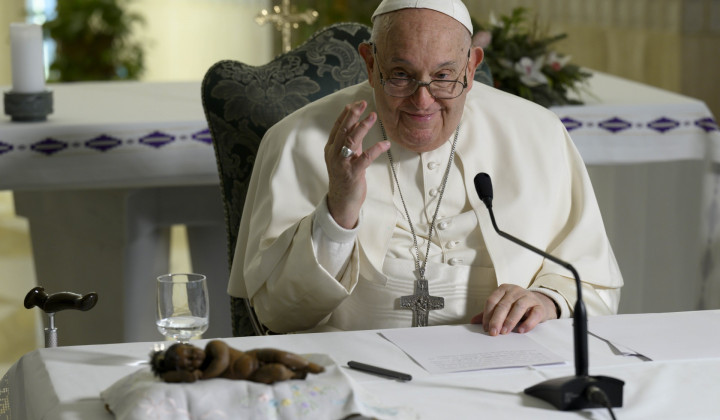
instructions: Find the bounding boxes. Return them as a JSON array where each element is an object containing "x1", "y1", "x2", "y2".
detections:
[{"x1": 371, "y1": 0, "x2": 473, "y2": 34}]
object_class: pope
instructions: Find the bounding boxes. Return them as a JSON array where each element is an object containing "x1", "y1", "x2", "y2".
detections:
[{"x1": 228, "y1": 0, "x2": 623, "y2": 335}]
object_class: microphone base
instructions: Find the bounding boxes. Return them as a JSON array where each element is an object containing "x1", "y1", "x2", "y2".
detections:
[{"x1": 524, "y1": 375, "x2": 624, "y2": 411}]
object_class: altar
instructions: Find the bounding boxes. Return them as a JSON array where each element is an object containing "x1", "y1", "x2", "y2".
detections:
[
  {"x1": 0, "y1": 71, "x2": 718, "y2": 345},
  {"x1": 0, "y1": 81, "x2": 231, "y2": 344}
]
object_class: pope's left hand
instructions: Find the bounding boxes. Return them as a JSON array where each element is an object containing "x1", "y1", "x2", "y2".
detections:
[{"x1": 470, "y1": 284, "x2": 558, "y2": 336}]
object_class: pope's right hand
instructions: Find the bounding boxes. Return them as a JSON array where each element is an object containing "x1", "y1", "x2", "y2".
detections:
[{"x1": 324, "y1": 100, "x2": 390, "y2": 229}]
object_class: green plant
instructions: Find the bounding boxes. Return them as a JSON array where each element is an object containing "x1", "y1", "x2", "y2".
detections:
[
  {"x1": 284, "y1": 0, "x2": 378, "y2": 49},
  {"x1": 473, "y1": 7, "x2": 591, "y2": 107},
  {"x1": 44, "y1": 0, "x2": 145, "y2": 81}
]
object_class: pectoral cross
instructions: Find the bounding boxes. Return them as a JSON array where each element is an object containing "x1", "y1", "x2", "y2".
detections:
[
  {"x1": 255, "y1": 0, "x2": 319, "y2": 52},
  {"x1": 400, "y1": 279, "x2": 444, "y2": 327}
]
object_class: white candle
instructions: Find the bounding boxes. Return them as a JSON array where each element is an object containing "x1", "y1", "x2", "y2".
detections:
[{"x1": 10, "y1": 23, "x2": 46, "y2": 93}]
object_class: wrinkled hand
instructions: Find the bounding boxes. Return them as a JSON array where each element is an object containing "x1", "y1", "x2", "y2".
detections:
[
  {"x1": 470, "y1": 284, "x2": 558, "y2": 335},
  {"x1": 324, "y1": 100, "x2": 390, "y2": 229}
]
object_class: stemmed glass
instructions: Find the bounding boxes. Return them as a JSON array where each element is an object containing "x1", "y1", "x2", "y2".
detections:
[{"x1": 156, "y1": 273, "x2": 209, "y2": 343}]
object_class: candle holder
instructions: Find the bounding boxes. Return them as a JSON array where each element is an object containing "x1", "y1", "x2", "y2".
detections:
[{"x1": 4, "y1": 89, "x2": 53, "y2": 122}]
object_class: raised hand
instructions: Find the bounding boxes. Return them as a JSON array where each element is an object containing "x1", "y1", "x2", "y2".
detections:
[{"x1": 324, "y1": 100, "x2": 390, "y2": 229}]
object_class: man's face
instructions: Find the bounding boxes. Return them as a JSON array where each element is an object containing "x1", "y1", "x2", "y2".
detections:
[{"x1": 362, "y1": 9, "x2": 481, "y2": 153}]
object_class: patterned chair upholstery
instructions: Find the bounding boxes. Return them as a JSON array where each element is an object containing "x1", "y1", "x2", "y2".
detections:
[{"x1": 201, "y1": 22, "x2": 493, "y2": 336}]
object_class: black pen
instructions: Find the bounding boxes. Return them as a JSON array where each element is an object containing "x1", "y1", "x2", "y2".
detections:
[{"x1": 347, "y1": 361, "x2": 412, "y2": 381}]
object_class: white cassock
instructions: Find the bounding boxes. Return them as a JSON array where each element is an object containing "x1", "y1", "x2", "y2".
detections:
[{"x1": 228, "y1": 81, "x2": 624, "y2": 333}]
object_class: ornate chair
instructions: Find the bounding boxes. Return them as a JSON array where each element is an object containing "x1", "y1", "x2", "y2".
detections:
[{"x1": 201, "y1": 22, "x2": 493, "y2": 336}]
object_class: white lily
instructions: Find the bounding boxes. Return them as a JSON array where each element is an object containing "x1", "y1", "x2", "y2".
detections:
[
  {"x1": 546, "y1": 51, "x2": 572, "y2": 71},
  {"x1": 515, "y1": 56, "x2": 548, "y2": 87},
  {"x1": 489, "y1": 11, "x2": 501, "y2": 28}
]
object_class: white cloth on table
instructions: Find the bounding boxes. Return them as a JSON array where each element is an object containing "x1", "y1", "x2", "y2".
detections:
[{"x1": 100, "y1": 354, "x2": 414, "y2": 420}]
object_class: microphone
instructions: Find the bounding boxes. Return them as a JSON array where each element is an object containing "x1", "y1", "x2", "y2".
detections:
[{"x1": 474, "y1": 172, "x2": 624, "y2": 411}]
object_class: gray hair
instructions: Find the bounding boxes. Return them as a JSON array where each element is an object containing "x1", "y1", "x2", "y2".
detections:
[{"x1": 369, "y1": 13, "x2": 391, "y2": 44}]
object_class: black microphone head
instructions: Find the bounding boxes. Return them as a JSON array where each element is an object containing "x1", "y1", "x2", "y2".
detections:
[{"x1": 474, "y1": 172, "x2": 493, "y2": 208}]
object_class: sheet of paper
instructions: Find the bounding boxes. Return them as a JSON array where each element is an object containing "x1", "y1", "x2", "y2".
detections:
[
  {"x1": 380, "y1": 324, "x2": 566, "y2": 374},
  {"x1": 588, "y1": 310, "x2": 720, "y2": 361}
]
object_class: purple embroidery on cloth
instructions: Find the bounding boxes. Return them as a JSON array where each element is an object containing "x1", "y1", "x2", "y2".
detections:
[
  {"x1": 139, "y1": 131, "x2": 176, "y2": 148},
  {"x1": 86, "y1": 134, "x2": 122, "y2": 152},
  {"x1": 598, "y1": 117, "x2": 632, "y2": 133},
  {"x1": 696, "y1": 117, "x2": 719, "y2": 132},
  {"x1": 31, "y1": 138, "x2": 68, "y2": 155},
  {"x1": 560, "y1": 117, "x2": 583, "y2": 131},
  {"x1": 647, "y1": 117, "x2": 680, "y2": 133},
  {"x1": 1, "y1": 113, "x2": 709, "y2": 160},
  {"x1": 192, "y1": 129, "x2": 212, "y2": 144},
  {"x1": 0, "y1": 141, "x2": 13, "y2": 155}
]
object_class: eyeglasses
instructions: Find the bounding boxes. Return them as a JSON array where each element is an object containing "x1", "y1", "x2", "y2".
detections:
[{"x1": 371, "y1": 43, "x2": 470, "y2": 100}]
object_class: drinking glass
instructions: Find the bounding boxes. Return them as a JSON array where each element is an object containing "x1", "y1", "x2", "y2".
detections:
[{"x1": 156, "y1": 273, "x2": 209, "y2": 343}]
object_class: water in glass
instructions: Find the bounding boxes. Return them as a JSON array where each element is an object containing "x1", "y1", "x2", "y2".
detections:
[{"x1": 156, "y1": 273, "x2": 209, "y2": 342}]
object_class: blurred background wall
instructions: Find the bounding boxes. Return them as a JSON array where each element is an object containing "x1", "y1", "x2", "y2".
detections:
[{"x1": 128, "y1": 0, "x2": 274, "y2": 81}]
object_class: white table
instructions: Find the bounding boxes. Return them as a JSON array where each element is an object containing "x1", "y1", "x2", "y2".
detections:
[
  {"x1": 0, "y1": 82, "x2": 231, "y2": 344},
  {"x1": 1, "y1": 72, "x2": 718, "y2": 345},
  {"x1": 2, "y1": 311, "x2": 719, "y2": 420},
  {"x1": 0, "y1": 81, "x2": 214, "y2": 189}
]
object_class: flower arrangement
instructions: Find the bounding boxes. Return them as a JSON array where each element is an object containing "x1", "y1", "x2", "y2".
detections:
[{"x1": 472, "y1": 8, "x2": 591, "y2": 107}]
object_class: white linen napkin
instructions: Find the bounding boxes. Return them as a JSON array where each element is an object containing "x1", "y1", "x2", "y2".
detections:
[{"x1": 100, "y1": 354, "x2": 414, "y2": 420}]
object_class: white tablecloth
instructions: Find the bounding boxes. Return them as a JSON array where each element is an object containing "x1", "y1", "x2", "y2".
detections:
[
  {"x1": 2, "y1": 311, "x2": 719, "y2": 420},
  {"x1": 1, "y1": 72, "x2": 719, "y2": 345},
  {"x1": 0, "y1": 81, "x2": 214, "y2": 190},
  {"x1": 0, "y1": 73, "x2": 717, "y2": 190}
]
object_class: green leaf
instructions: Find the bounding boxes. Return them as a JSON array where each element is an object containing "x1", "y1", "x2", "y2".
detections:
[{"x1": 476, "y1": 7, "x2": 590, "y2": 107}]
